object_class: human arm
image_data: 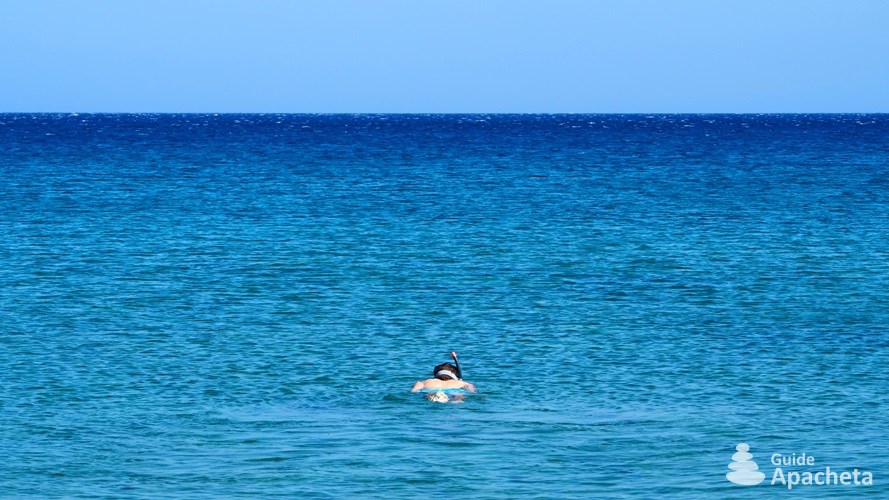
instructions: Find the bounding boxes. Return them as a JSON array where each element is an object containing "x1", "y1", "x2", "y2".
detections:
[
  {"x1": 411, "y1": 381, "x2": 424, "y2": 392},
  {"x1": 462, "y1": 382, "x2": 476, "y2": 393}
]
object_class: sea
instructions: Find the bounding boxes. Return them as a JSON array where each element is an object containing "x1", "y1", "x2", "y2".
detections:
[{"x1": 1, "y1": 114, "x2": 887, "y2": 498}]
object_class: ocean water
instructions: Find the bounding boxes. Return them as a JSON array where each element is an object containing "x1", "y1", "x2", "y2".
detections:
[{"x1": 1, "y1": 114, "x2": 887, "y2": 498}]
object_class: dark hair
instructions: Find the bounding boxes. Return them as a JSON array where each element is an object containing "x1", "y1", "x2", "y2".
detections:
[{"x1": 433, "y1": 362, "x2": 460, "y2": 380}]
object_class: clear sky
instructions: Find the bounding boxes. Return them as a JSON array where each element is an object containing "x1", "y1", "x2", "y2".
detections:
[{"x1": 1, "y1": 0, "x2": 887, "y2": 113}]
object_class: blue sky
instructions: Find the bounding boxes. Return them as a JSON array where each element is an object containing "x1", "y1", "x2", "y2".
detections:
[{"x1": 1, "y1": 0, "x2": 887, "y2": 112}]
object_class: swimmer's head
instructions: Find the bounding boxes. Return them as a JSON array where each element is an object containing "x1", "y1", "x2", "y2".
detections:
[{"x1": 433, "y1": 362, "x2": 460, "y2": 380}]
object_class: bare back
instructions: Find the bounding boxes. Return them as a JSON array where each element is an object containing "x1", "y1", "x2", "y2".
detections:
[{"x1": 411, "y1": 378, "x2": 476, "y2": 392}]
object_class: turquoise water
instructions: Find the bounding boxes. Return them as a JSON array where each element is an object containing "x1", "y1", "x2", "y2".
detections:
[{"x1": 1, "y1": 114, "x2": 887, "y2": 497}]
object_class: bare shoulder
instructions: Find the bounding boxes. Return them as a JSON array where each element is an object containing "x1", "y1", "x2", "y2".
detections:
[{"x1": 412, "y1": 378, "x2": 441, "y2": 391}]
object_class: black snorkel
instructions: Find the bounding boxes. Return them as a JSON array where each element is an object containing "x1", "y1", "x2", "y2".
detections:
[{"x1": 450, "y1": 351, "x2": 462, "y2": 380}]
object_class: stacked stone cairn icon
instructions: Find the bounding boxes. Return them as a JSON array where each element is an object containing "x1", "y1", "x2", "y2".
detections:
[{"x1": 726, "y1": 443, "x2": 766, "y2": 485}]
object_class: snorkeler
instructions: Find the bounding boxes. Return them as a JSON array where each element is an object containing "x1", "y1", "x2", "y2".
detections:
[{"x1": 411, "y1": 351, "x2": 476, "y2": 402}]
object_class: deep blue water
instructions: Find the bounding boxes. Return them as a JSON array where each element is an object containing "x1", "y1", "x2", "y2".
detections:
[{"x1": 1, "y1": 114, "x2": 887, "y2": 498}]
